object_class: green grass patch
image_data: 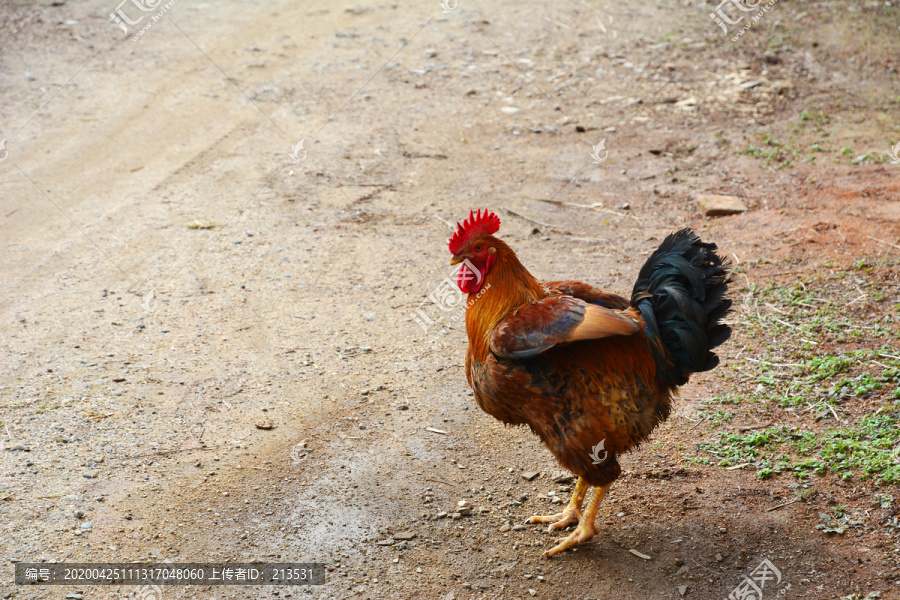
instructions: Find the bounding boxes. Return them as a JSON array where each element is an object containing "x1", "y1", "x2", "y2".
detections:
[{"x1": 696, "y1": 413, "x2": 900, "y2": 485}]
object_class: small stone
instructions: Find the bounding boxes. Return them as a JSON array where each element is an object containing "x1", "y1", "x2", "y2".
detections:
[
  {"x1": 397, "y1": 405, "x2": 409, "y2": 411},
  {"x1": 74, "y1": 510, "x2": 84, "y2": 519},
  {"x1": 394, "y1": 531, "x2": 416, "y2": 541},
  {"x1": 457, "y1": 500, "x2": 472, "y2": 508},
  {"x1": 715, "y1": 553, "x2": 724, "y2": 562},
  {"x1": 499, "y1": 524, "x2": 511, "y2": 532},
  {"x1": 416, "y1": 567, "x2": 422, "y2": 573},
  {"x1": 358, "y1": 424, "x2": 366, "y2": 430},
  {"x1": 450, "y1": 512, "x2": 462, "y2": 520},
  {"x1": 65, "y1": 594, "x2": 83, "y2": 600},
  {"x1": 500, "y1": 106, "x2": 520, "y2": 114},
  {"x1": 124, "y1": 514, "x2": 133, "y2": 520},
  {"x1": 425, "y1": 49, "x2": 437, "y2": 58},
  {"x1": 521, "y1": 471, "x2": 540, "y2": 481},
  {"x1": 435, "y1": 512, "x2": 448, "y2": 519},
  {"x1": 718, "y1": 527, "x2": 727, "y2": 533},
  {"x1": 763, "y1": 50, "x2": 780, "y2": 64},
  {"x1": 629, "y1": 549, "x2": 651, "y2": 560},
  {"x1": 678, "y1": 585, "x2": 688, "y2": 597},
  {"x1": 528, "y1": 588, "x2": 537, "y2": 596},
  {"x1": 694, "y1": 194, "x2": 747, "y2": 217},
  {"x1": 512, "y1": 525, "x2": 526, "y2": 531},
  {"x1": 80, "y1": 522, "x2": 92, "y2": 531},
  {"x1": 82, "y1": 472, "x2": 95, "y2": 479},
  {"x1": 254, "y1": 420, "x2": 275, "y2": 430}
]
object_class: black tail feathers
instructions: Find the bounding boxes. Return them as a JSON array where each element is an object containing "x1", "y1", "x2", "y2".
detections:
[{"x1": 631, "y1": 228, "x2": 732, "y2": 388}]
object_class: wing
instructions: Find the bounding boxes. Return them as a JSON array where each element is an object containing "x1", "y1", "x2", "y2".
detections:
[
  {"x1": 544, "y1": 280, "x2": 630, "y2": 309},
  {"x1": 490, "y1": 295, "x2": 639, "y2": 359}
]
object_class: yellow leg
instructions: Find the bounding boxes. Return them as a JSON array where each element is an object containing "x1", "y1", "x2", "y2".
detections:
[
  {"x1": 542, "y1": 482, "x2": 611, "y2": 558},
  {"x1": 525, "y1": 477, "x2": 589, "y2": 531}
]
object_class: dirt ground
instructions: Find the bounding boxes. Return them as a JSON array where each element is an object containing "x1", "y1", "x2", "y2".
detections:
[{"x1": 1, "y1": 0, "x2": 900, "y2": 599}]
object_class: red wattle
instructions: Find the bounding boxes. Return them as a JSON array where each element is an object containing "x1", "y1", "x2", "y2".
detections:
[{"x1": 456, "y1": 255, "x2": 495, "y2": 294}]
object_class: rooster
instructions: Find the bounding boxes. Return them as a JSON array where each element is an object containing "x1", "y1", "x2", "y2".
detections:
[{"x1": 449, "y1": 209, "x2": 731, "y2": 557}]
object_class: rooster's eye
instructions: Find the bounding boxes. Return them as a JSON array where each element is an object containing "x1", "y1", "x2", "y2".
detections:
[{"x1": 473, "y1": 244, "x2": 483, "y2": 252}]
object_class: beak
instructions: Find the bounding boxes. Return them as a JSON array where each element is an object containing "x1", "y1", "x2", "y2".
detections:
[{"x1": 450, "y1": 254, "x2": 464, "y2": 265}]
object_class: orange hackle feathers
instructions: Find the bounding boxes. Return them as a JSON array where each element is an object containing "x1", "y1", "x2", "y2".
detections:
[{"x1": 449, "y1": 209, "x2": 501, "y2": 255}]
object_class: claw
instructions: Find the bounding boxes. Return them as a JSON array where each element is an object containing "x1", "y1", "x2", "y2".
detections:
[
  {"x1": 526, "y1": 507, "x2": 581, "y2": 531},
  {"x1": 526, "y1": 476, "x2": 589, "y2": 532},
  {"x1": 542, "y1": 520, "x2": 599, "y2": 558},
  {"x1": 540, "y1": 481, "x2": 612, "y2": 558}
]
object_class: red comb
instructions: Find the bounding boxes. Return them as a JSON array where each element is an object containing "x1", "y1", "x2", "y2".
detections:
[{"x1": 449, "y1": 209, "x2": 501, "y2": 255}]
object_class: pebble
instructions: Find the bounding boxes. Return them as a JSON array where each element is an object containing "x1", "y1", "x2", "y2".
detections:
[
  {"x1": 74, "y1": 510, "x2": 84, "y2": 519},
  {"x1": 511, "y1": 525, "x2": 526, "y2": 531},
  {"x1": 694, "y1": 194, "x2": 746, "y2": 217},
  {"x1": 500, "y1": 106, "x2": 520, "y2": 114},
  {"x1": 435, "y1": 512, "x2": 447, "y2": 519},
  {"x1": 424, "y1": 49, "x2": 437, "y2": 58},
  {"x1": 394, "y1": 531, "x2": 416, "y2": 541},
  {"x1": 65, "y1": 594, "x2": 83, "y2": 600},
  {"x1": 499, "y1": 524, "x2": 511, "y2": 532},
  {"x1": 80, "y1": 522, "x2": 92, "y2": 531},
  {"x1": 397, "y1": 405, "x2": 409, "y2": 411},
  {"x1": 521, "y1": 471, "x2": 540, "y2": 481},
  {"x1": 678, "y1": 585, "x2": 688, "y2": 596},
  {"x1": 82, "y1": 472, "x2": 95, "y2": 479},
  {"x1": 416, "y1": 567, "x2": 422, "y2": 573}
]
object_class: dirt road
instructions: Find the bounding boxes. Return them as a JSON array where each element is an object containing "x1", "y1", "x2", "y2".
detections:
[{"x1": 1, "y1": 1, "x2": 899, "y2": 598}]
